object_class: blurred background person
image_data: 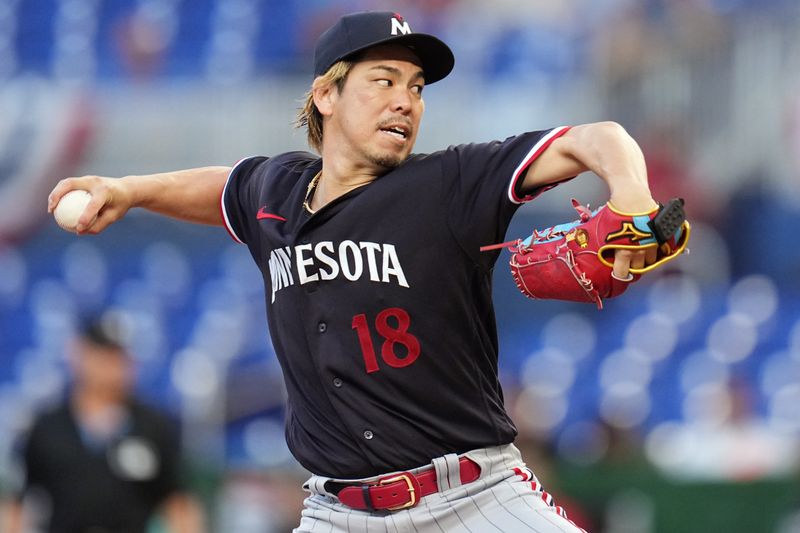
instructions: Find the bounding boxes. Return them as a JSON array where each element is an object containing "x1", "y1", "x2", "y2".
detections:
[
  {"x1": 645, "y1": 376, "x2": 799, "y2": 482},
  {"x1": 2, "y1": 312, "x2": 204, "y2": 533}
]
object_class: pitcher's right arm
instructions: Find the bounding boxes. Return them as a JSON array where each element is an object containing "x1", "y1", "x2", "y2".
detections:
[{"x1": 47, "y1": 166, "x2": 231, "y2": 234}]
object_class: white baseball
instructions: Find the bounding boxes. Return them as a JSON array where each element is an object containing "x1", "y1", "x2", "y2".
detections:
[{"x1": 54, "y1": 190, "x2": 94, "y2": 232}]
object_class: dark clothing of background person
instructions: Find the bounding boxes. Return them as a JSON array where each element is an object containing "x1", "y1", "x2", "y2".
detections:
[{"x1": 19, "y1": 400, "x2": 182, "y2": 533}]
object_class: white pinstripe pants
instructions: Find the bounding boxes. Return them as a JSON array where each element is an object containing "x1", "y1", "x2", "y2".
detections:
[{"x1": 294, "y1": 444, "x2": 586, "y2": 533}]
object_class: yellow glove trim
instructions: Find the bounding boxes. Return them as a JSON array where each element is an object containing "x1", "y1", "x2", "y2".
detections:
[{"x1": 597, "y1": 220, "x2": 691, "y2": 274}]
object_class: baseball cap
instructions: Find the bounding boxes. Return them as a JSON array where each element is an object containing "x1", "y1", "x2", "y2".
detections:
[
  {"x1": 79, "y1": 311, "x2": 131, "y2": 352},
  {"x1": 314, "y1": 11, "x2": 455, "y2": 84}
]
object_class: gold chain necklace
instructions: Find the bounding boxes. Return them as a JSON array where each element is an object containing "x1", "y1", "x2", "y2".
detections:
[{"x1": 303, "y1": 171, "x2": 322, "y2": 214}]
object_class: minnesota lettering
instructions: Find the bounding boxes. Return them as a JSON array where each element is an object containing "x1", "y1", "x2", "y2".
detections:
[{"x1": 267, "y1": 240, "x2": 409, "y2": 302}]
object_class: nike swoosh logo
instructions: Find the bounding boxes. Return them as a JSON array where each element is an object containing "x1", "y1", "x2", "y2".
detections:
[{"x1": 256, "y1": 207, "x2": 286, "y2": 222}]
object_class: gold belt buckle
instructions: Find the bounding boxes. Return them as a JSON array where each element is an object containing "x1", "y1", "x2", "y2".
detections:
[{"x1": 378, "y1": 473, "x2": 418, "y2": 510}]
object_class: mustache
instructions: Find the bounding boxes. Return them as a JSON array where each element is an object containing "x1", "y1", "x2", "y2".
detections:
[{"x1": 376, "y1": 117, "x2": 413, "y2": 131}]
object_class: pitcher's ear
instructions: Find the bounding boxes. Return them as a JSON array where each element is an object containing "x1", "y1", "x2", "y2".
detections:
[{"x1": 313, "y1": 80, "x2": 336, "y2": 117}]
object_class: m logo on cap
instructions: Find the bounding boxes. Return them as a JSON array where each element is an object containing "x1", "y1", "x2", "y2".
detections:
[
  {"x1": 312, "y1": 11, "x2": 453, "y2": 84},
  {"x1": 390, "y1": 16, "x2": 412, "y2": 36}
]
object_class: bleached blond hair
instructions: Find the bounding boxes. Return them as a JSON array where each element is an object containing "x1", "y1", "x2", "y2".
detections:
[{"x1": 295, "y1": 60, "x2": 354, "y2": 153}]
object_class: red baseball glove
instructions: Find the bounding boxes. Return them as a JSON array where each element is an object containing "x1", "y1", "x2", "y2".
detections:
[{"x1": 482, "y1": 198, "x2": 690, "y2": 309}]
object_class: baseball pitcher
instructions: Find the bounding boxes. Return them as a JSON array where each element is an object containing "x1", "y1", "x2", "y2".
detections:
[{"x1": 48, "y1": 11, "x2": 688, "y2": 532}]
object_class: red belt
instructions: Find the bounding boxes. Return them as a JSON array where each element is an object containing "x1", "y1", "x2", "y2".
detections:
[{"x1": 330, "y1": 457, "x2": 481, "y2": 511}]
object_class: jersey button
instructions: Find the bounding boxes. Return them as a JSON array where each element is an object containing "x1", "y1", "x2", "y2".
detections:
[
  {"x1": 363, "y1": 430, "x2": 374, "y2": 440},
  {"x1": 317, "y1": 322, "x2": 327, "y2": 333},
  {"x1": 332, "y1": 377, "x2": 343, "y2": 388}
]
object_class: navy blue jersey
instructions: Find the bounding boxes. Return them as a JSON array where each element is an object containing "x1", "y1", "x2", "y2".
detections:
[{"x1": 221, "y1": 127, "x2": 570, "y2": 478}]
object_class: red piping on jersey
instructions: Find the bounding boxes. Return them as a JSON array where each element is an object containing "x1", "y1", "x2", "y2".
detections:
[
  {"x1": 220, "y1": 157, "x2": 250, "y2": 244},
  {"x1": 219, "y1": 197, "x2": 241, "y2": 243},
  {"x1": 508, "y1": 126, "x2": 571, "y2": 204}
]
